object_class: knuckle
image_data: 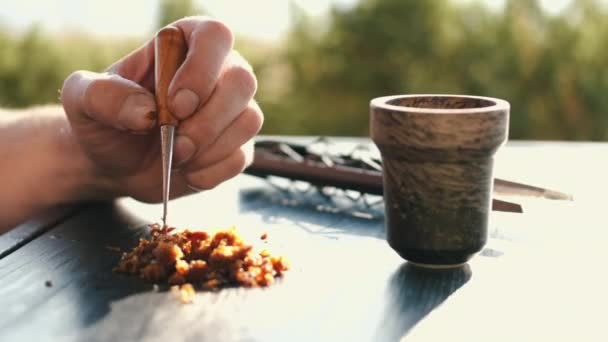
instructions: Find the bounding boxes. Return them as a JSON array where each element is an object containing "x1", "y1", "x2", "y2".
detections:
[
  {"x1": 224, "y1": 65, "x2": 257, "y2": 98},
  {"x1": 61, "y1": 70, "x2": 90, "y2": 104},
  {"x1": 180, "y1": 120, "x2": 220, "y2": 151},
  {"x1": 62, "y1": 70, "x2": 84, "y2": 90},
  {"x1": 233, "y1": 148, "x2": 249, "y2": 172},
  {"x1": 203, "y1": 19, "x2": 234, "y2": 47},
  {"x1": 82, "y1": 76, "x2": 110, "y2": 112},
  {"x1": 198, "y1": 122, "x2": 221, "y2": 145},
  {"x1": 243, "y1": 106, "x2": 264, "y2": 136},
  {"x1": 85, "y1": 74, "x2": 113, "y2": 94}
]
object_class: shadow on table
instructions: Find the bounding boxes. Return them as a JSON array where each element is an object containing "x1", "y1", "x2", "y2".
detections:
[
  {"x1": 374, "y1": 263, "x2": 472, "y2": 341},
  {"x1": 0, "y1": 200, "x2": 163, "y2": 340},
  {"x1": 239, "y1": 185, "x2": 386, "y2": 239},
  {"x1": 239, "y1": 185, "x2": 510, "y2": 259},
  {"x1": 54, "y1": 201, "x2": 157, "y2": 329}
]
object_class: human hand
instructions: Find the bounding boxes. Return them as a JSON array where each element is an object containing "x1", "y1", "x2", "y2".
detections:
[{"x1": 61, "y1": 17, "x2": 262, "y2": 202}]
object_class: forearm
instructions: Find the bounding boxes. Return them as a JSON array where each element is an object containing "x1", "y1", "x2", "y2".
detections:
[{"x1": 0, "y1": 105, "x2": 115, "y2": 232}]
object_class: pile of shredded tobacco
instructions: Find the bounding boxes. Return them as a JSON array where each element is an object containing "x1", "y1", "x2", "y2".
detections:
[{"x1": 114, "y1": 224, "x2": 289, "y2": 302}]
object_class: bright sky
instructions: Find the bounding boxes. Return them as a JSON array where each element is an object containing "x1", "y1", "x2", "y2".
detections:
[{"x1": 0, "y1": 0, "x2": 574, "y2": 41}]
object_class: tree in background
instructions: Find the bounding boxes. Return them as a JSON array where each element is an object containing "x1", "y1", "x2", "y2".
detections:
[
  {"x1": 0, "y1": 25, "x2": 136, "y2": 108},
  {"x1": 264, "y1": 0, "x2": 608, "y2": 140},
  {"x1": 0, "y1": 0, "x2": 200, "y2": 109},
  {"x1": 1, "y1": 0, "x2": 607, "y2": 141},
  {"x1": 0, "y1": 26, "x2": 59, "y2": 107}
]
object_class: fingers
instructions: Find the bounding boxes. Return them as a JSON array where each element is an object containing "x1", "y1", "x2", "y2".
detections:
[
  {"x1": 182, "y1": 141, "x2": 254, "y2": 192},
  {"x1": 106, "y1": 16, "x2": 234, "y2": 99},
  {"x1": 175, "y1": 51, "x2": 258, "y2": 164},
  {"x1": 99, "y1": 16, "x2": 251, "y2": 139},
  {"x1": 61, "y1": 71, "x2": 156, "y2": 133},
  {"x1": 168, "y1": 17, "x2": 234, "y2": 119},
  {"x1": 179, "y1": 101, "x2": 263, "y2": 170},
  {"x1": 63, "y1": 16, "x2": 260, "y2": 204},
  {"x1": 133, "y1": 141, "x2": 254, "y2": 202}
]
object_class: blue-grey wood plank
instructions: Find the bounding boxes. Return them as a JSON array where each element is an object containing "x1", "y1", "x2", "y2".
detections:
[
  {"x1": 0, "y1": 205, "x2": 79, "y2": 259},
  {"x1": 1, "y1": 141, "x2": 607, "y2": 342}
]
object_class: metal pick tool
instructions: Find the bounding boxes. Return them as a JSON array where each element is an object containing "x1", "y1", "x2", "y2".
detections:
[
  {"x1": 154, "y1": 26, "x2": 187, "y2": 227},
  {"x1": 160, "y1": 125, "x2": 175, "y2": 226}
]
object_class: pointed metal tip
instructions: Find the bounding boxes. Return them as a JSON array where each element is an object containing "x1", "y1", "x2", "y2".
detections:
[{"x1": 161, "y1": 125, "x2": 175, "y2": 228}]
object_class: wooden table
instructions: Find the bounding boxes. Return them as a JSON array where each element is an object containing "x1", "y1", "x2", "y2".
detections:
[{"x1": 1, "y1": 139, "x2": 606, "y2": 342}]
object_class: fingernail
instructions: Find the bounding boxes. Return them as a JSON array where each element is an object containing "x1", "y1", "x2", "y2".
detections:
[
  {"x1": 174, "y1": 135, "x2": 196, "y2": 165},
  {"x1": 173, "y1": 89, "x2": 200, "y2": 119},
  {"x1": 118, "y1": 93, "x2": 156, "y2": 131}
]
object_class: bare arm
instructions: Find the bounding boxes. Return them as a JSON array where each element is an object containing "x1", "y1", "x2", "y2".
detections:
[{"x1": 0, "y1": 105, "x2": 115, "y2": 232}]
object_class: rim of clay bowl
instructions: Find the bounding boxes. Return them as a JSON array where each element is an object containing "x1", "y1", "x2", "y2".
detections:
[{"x1": 371, "y1": 94, "x2": 510, "y2": 115}]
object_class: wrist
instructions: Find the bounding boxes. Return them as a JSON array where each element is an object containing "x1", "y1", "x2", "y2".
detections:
[
  {"x1": 49, "y1": 107, "x2": 121, "y2": 204},
  {"x1": 16, "y1": 106, "x2": 119, "y2": 209}
]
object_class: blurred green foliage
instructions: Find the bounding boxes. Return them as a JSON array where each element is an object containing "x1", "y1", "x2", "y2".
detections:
[
  {"x1": 1, "y1": 0, "x2": 608, "y2": 141},
  {"x1": 158, "y1": 0, "x2": 199, "y2": 28},
  {"x1": 0, "y1": 26, "x2": 136, "y2": 107},
  {"x1": 264, "y1": 0, "x2": 608, "y2": 140}
]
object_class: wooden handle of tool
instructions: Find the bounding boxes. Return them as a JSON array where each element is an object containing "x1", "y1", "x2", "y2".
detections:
[{"x1": 155, "y1": 26, "x2": 187, "y2": 126}]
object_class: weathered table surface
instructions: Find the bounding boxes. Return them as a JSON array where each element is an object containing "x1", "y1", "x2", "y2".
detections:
[{"x1": 1, "y1": 138, "x2": 607, "y2": 342}]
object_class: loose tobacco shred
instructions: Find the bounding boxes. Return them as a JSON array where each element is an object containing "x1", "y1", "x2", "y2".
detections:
[{"x1": 114, "y1": 224, "x2": 289, "y2": 296}]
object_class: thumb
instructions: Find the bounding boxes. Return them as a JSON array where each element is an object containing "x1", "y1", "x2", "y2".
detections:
[{"x1": 61, "y1": 70, "x2": 157, "y2": 133}]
